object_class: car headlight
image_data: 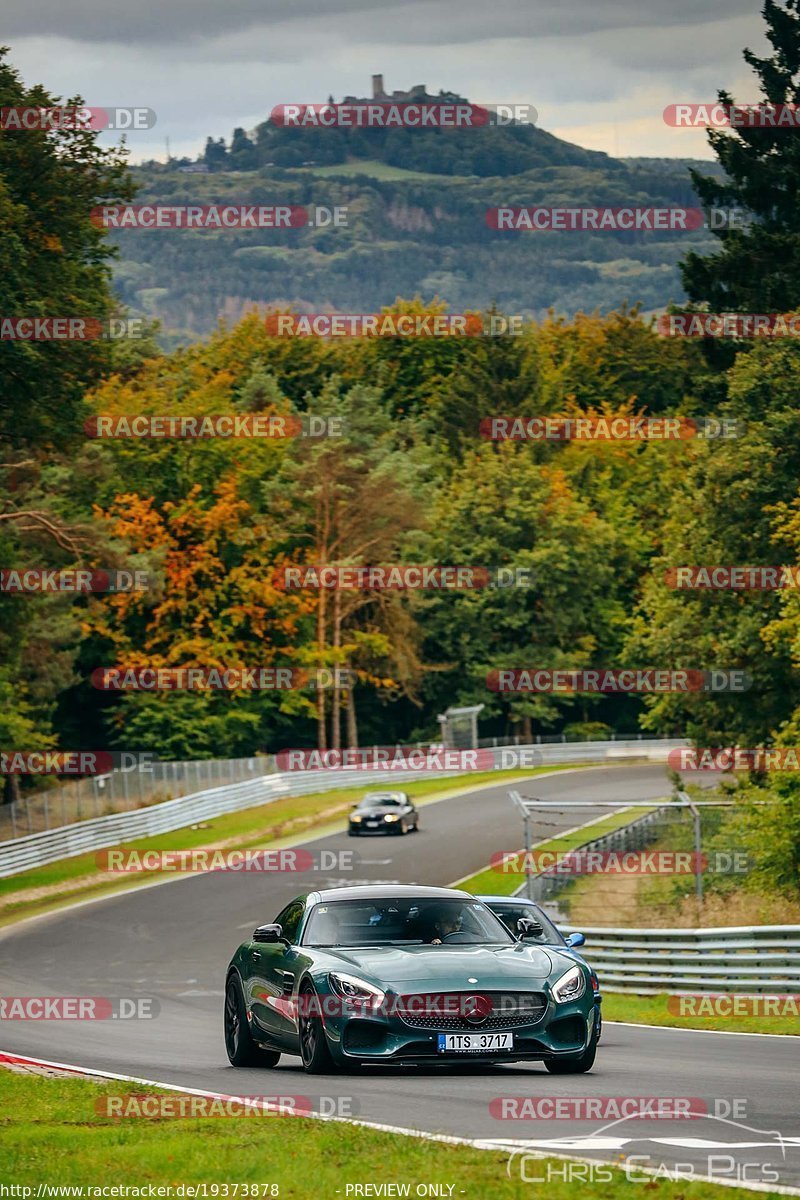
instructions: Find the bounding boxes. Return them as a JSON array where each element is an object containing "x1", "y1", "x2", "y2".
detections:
[
  {"x1": 350, "y1": 814, "x2": 362, "y2": 822},
  {"x1": 383, "y1": 813, "x2": 400, "y2": 822},
  {"x1": 328, "y1": 973, "x2": 385, "y2": 1006},
  {"x1": 552, "y1": 964, "x2": 586, "y2": 1004}
]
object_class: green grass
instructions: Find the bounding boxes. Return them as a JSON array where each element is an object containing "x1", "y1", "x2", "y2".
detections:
[
  {"x1": 0, "y1": 765, "x2": 584, "y2": 927},
  {"x1": 603, "y1": 991, "x2": 800, "y2": 1036},
  {"x1": 453, "y1": 807, "x2": 656, "y2": 896},
  {"x1": 287, "y1": 159, "x2": 469, "y2": 182},
  {"x1": 0, "y1": 1070, "x2": 785, "y2": 1199}
]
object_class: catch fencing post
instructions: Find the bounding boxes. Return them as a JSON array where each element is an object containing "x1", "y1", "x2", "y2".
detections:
[
  {"x1": 676, "y1": 789, "x2": 703, "y2": 907},
  {"x1": 510, "y1": 790, "x2": 538, "y2": 900}
]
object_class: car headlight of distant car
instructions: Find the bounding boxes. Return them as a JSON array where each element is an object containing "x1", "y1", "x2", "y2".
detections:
[
  {"x1": 350, "y1": 814, "x2": 362, "y2": 823},
  {"x1": 383, "y1": 813, "x2": 400, "y2": 822},
  {"x1": 328, "y1": 972, "x2": 385, "y2": 1006},
  {"x1": 552, "y1": 964, "x2": 586, "y2": 1004}
]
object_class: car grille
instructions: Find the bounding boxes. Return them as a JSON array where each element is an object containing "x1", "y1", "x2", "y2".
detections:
[{"x1": 396, "y1": 991, "x2": 547, "y2": 1030}]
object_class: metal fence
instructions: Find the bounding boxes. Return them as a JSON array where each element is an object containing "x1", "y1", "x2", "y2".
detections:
[
  {"x1": 0, "y1": 756, "x2": 268, "y2": 840},
  {"x1": 477, "y1": 731, "x2": 647, "y2": 748},
  {"x1": 507, "y1": 807, "x2": 799, "y2": 994},
  {"x1": 560, "y1": 924, "x2": 800, "y2": 994},
  {"x1": 0, "y1": 735, "x2": 681, "y2": 842},
  {"x1": 514, "y1": 805, "x2": 680, "y2": 905},
  {"x1": 0, "y1": 737, "x2": 685, "y2": 877}
]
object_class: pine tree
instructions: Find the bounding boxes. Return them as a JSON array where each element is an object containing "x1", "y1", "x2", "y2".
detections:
[{"x1": 681, "y1": 1, "x2": 800, "y2": 310}]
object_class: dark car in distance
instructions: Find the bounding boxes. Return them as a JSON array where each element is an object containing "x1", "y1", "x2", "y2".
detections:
[{"x1": 348, "y1": 791, "x2": 419, "y2": 836}]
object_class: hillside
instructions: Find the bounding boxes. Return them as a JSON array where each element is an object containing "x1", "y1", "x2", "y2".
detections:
[{"x1": 112, "y1": 93, "x2": 721, "y2": 343}]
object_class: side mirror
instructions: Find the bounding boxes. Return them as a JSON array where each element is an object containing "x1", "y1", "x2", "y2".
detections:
[
  {"x1": 517, "y1": 917, "x2": 544, "y2": 939},
  {"x1": 566, "y1": 931, "x2": 586, "y2": 948},
  {"x1": 253, "y1": 923, "x2": 284, "y2": 944}
]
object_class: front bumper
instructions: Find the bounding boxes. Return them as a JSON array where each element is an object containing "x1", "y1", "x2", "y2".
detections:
[
  {"x1": 322, "y1": 994, "x2": 595, "y2": 1066},
  {"x1": 349, "y1": 820, "x2": 399, "y2": 834}
]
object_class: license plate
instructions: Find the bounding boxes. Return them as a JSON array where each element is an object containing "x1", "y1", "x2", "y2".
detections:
[
  {"x1": 437, "y1": 1031, "x2": 513, "y2": 1052},
  {"x1": 366, "y1": 820, "x2": 379, "y2": 826}
]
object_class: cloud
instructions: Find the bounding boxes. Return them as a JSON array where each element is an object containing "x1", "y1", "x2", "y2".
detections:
[
  {"x1": 6, "y1": 0, "x2": 760, "y2": 47},
  {"x1": 5, "y1": 0, "x2": 769, "y2": 161}
]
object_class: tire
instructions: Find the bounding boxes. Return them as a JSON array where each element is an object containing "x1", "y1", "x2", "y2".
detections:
[
  {"x1": 298, "y1": 982, "x2": 338, "y2": 1074},
  {"x1": 544, "y1": 1019, "x2": 598, "y2": 1075},
  {"x1": 224, "y1": 974, "x2": 281, "y2": 1068},
  {"x1": 399, "y1": 820, "x2": 408, "y2": 835},
  {"x1": 348, "y1": 829, "x2": 359, "y2": 837}
]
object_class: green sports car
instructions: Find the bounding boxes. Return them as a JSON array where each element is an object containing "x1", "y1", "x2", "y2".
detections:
[{"x1": 224, "y1": 884, "x2": 599, "y2": 1074}]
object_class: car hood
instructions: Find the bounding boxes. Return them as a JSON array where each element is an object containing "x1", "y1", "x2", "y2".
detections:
[{"x1": 319, "y1": 943, "x2": 562, "y2": 989}]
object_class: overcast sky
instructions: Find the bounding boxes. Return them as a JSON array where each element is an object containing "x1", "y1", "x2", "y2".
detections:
[{"x1": 5, "y1": 0, "x2": 769, "y2": 162}]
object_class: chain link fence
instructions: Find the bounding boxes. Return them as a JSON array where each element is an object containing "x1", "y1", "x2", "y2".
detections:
[
  {"x1": 515, "y1": 805, "x2": 684, "y2": 907},
  {"x1": 0, "y1": 734, "x2": 679, "y2": 842},
  {"x1": 0, "y1": 756, "x2": 269, "y2": 840},
  {"x1": 477, "y1": 730, "x2": 646, "y2": 748}
]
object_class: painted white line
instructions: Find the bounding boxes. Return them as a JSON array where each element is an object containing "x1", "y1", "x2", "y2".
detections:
[
  {"x1": 503, "y1": 1136, "x2": 800, "y2": 1150},
  {"x1": 607, "y1": 1020, "x2": 800, "y2": 1040}
]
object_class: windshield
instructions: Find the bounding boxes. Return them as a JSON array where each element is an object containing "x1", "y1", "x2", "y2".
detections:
[
  {"x1": 359, "y1": 794, "x2": 403, "y2": 808},
  {"x1": 487, "y1": 903, "x2": 565, "y2": 945},
  {"x1": 303, "y1": 897, "x2": 515, "y2": 948}
]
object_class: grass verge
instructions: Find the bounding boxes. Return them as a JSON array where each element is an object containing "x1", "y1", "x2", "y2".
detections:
[
  {"x1": 603, "y1": 991, "x2": 800, "y2": 1036},
  {"x1": 0, "y1": 1068, "x2": 786, "y2": 1199},
  {"x1": 0, "y1": 765, "x2": 583, "y2": 929}
]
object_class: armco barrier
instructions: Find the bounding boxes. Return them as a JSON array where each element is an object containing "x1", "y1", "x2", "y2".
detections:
[
  {"x1": 509, "y1": 804, "x2": 799, "y2": 995},
  {"x1": 559, "y1": 924, "x2": 800, "y2": 995},
  {"x1": 0, "y1": 738, "x2": 685, "y2": 878}
]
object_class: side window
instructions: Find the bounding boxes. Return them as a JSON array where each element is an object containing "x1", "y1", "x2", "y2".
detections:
[{"x1": 275, "y1": 898, "x2": 305, "y2": 945}]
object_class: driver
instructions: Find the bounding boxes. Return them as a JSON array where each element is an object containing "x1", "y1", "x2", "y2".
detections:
[{"x1": 426, "y1": 904, "x2": 462, "y2": 944}]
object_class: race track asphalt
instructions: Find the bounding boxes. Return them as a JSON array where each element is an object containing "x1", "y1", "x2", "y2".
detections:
[{"x1": 1, "y1": 763, "x2": 798, "y2": 1192}]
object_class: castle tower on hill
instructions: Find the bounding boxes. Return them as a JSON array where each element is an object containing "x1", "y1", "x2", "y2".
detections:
[{"x1": 342, "y1": 77, "x2": 456, "y2": 104}]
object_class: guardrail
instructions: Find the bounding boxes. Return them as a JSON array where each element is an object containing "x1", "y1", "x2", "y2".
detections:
[
  {"x1": 560, "y1": 924, "x2": 800, "y2": 994},
  {"x1": 0, "y1": 732, "x2": 677, "y2": 841},
  {"x1": 509, "y1": 805, "x2": 800, "y2": 995},
  {"x1": 0, "y1": 756, "x2": 270, "y2": 840},
  {"x1": 0, "y1": 737, "x2": 685, "y2": 878}
]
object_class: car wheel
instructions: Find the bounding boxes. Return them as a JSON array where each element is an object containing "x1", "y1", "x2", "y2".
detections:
[
  {"x1": 399, "y1": 820, "x2": 408, "y2": 835},
  {"x1": 224, "y1": 974, "x2": 280, "y2": 1068},
  {"x1": 298, "y1": 982, "x2": 337, "y2": 1074},
  {"x1": 544, "y1": 1020, "x2": 598, "y2": 1074},
  {"x1": 348, "y1": 829, "x2": 358, "y2": 837}
]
